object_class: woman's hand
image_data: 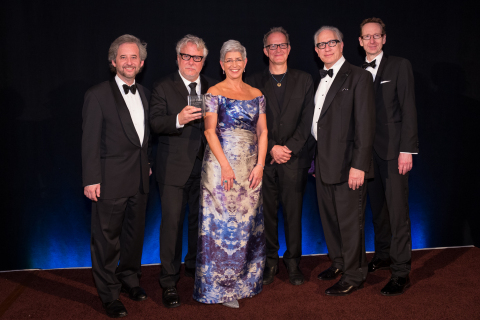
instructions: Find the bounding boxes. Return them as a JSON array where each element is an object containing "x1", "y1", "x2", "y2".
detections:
[
  {"x1": 248, "y1": 164, "x2": 264, "y2": 189},
  {"x1": 221, "y1": 164, "x2": 236, "y2": 191}
]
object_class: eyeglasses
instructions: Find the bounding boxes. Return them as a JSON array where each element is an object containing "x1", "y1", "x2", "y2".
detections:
[
  {"x1": 360, "y1": 33, "x2": 384, "y2": 40},
  {"x1": 179, "y1": 53, "x2": 204, "y2": 62},
  {"x1": 316, "y1": 40, "x2": 341, "y2": 49},
  {"x1": 264, "y1": 43, "x2": 289, "y2": 50},
  {"x1": 224, "y1": 58, "x2": 244, "y2": 64}
]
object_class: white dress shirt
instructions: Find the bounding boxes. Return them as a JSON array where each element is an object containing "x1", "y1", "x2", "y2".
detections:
[
  {"x1": 311, "y1": 56, "x2": 346, "y2": 140},
  {"x1": 115, "y1": 75, "x2": 145, "y2": 146},
  {"x1": 176, "y1": 70, "x2": 201, "y2": 128},
  {"x1": 364, "y1": 50, "x2": 384, "y2": 81}
]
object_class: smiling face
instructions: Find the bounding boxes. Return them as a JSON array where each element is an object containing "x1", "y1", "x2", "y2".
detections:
[
  {"x1": 359, "y1": 22, "x2": 386, "y2": 59},
  {"x1": 111, "y1": 42, "x2": 144, "y2": 85},
  {"x1": 315, "y1": 29, "x2": 344, "y2": 69},
  {"x1": 263, "y1": 32, "x2": 291, "y2": 67},
  {"x1": 177, "y1": 42, "x2": 204, "y2": 82},
  {"x1": 220, "y1": 51, "x2": 247, "y2": 80}
]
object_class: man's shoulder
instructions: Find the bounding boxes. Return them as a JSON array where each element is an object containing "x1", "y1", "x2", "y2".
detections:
[
  {"x1": 86, "y1": 80, "x2": 111, "y2": 94},
  {"x1": 384, "y1": 55, "x2": 412, "y2": 70},
  {"x1": 288, "y1": 68, "x2": 312, "y2": 78},
  {"x1": 152, "y1": 72, "x2": 177, "y2": 88}
]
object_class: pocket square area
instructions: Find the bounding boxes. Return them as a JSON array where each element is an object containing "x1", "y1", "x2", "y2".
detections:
[{"x1": 380, "y1": 80, "x2": 391, "y2": 84}]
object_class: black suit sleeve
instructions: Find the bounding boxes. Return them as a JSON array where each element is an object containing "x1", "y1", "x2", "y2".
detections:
[
  {"x1": 352, "y1": 71, "x2": 376, "y2": 172},
  {"x1": 150, "y1": 82, "x2": 182, "y2": 135},
  {"x1": 81, "y1": 90, "x2": 103, "y2": 186},
  {"x1": 284, "y1": 74, "x2": 315, "y2": 155},
  {"x1": 397, "y1": 59, "x2": 419, "y2": 153}
]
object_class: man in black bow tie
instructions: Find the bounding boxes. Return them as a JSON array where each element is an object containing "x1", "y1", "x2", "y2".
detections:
[
  {"x1": 311, "y1": 26, "x2": 375, "y2": 296},
  {"x1": 82, "y1": 34, "x2": 152, "y2": 318},
  {"x1": 359, "y1": 17, "x2": 419, "y2": 296}
]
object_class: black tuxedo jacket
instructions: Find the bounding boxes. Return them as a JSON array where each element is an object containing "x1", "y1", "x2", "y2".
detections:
[
  {"x1": 314, "y1": 60, "x2": 376, "y2": 184},
  {"x1": 368, "y1": 54, "x2": 419, "y2": 160},
  {"x1": 150, "y1": 72, "x2": 218, "y2": 187},
  {"x1": 246, "y1": 68, "x2": 315, "y2": 169},
  {"x1": 82, "y1": 79, "x2": 151, "y2": 199}
]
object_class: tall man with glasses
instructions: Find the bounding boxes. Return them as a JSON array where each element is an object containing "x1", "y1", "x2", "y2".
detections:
[
  {"x1": 359, "y1": 17, "x2": 418, "y2": 295},
  {"x1": 312, "y1": 26, "x2": 375, "y2": 295},
  {"x1": 150, "y1": 34, "x2": 217, "y2": 308},
  {"x1": 246, "y1": 27, "x2": 314, "y2": 286}
]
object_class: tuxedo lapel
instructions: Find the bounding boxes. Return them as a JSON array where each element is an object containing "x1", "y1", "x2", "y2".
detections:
[
  {"x1": 374, "y1": 53, "x2": 388, "y2": 92},
  {"x1": 137, "y1": 85, "x2": 149, "y2": 147},
  {"x1": 320, "y1": 61, "x2": 351, "y2": 119},
  {"x1": 200, "y1": 75, "x2": 209, "y2": 94},
  {"x1": 262, "y1": 69, "x2": 281, "y2": 115},
  {"x1": 280, "y1": 69, "x2": 296, "y2": 117},
  {"x1": 173, "y1": 72, "x2": 189, "y2": 105},
  {"x1": 109, "y1": 79, "x2": 141, "y2": 147}
]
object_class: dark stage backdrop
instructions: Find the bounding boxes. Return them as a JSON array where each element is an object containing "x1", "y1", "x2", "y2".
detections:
[{"x1": 1, "y1": 0, "x2": 479, "y2": 271}]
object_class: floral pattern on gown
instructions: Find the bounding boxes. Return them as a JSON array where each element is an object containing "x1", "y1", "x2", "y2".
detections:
[{"x1": 193, "y1": 93, "x2": 266, "y2": 304}]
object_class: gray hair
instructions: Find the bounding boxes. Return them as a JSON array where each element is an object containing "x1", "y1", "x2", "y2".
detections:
[
  {"x1": 263, "y1": 27, "x2": 290, "y2": 47},
  {"x1": 220, "y1": 40, "x2": 247, "y2": 61},
  {"x1": 176, "y1": 34, "x2": 208, "y2": 58},
  {"x1": 108, "y1": 34, "x2": 147, "y2": 72},
  {"x1": 314, "y1": 26, "x2": 344, "y2": 45}
]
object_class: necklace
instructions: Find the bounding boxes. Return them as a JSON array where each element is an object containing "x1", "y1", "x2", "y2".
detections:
[{"x1": 270, "y1": 70, "x2": 287, "y2": 87}]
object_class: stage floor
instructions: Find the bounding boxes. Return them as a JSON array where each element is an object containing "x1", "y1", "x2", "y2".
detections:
[{"x1": 1, "y1": 247, "x2": 479, "y2": 319}]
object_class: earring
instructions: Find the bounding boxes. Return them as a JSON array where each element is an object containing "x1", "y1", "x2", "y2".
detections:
[
  {"x1": 223, "y1": 69, "x2": 225, "y2": 74},
  {"x1": 244, "y1": 68, "x2": 245, "y2": 73}
]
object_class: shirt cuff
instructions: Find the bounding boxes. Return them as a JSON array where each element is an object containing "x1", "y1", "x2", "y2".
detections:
[
  {"x1": 176, "y1": 114, "x2": 184, "y2": 129},
  {"x1": 400, "y1": 152, "x2": 418, "y2": 154}
]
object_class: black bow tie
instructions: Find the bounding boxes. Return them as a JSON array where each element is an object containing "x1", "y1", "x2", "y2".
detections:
[
  {"x1": 320, "y1": 69, "x2": 334, "y2": 79},
  {"x1": 123, "y1": 84, "x2": 137, "y2": 95},
  {"x1": 362, "y1": 59, "x2": 376, "y2": 69}
]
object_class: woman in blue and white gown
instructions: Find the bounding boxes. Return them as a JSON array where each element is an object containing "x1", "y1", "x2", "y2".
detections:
[{"x1": 193, "y1": 40, "x2": 267, "y2": 308}]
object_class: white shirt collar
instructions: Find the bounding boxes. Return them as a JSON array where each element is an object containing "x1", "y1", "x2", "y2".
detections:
[
  {"x1": 115, "y1": 74, "x2": 136, "y2": 87},
  {"x1": 178, "y1": 70, "x2": 200, "y2": 92},
  {"x1": 324, "y1": 55, "x2": 346, "y2": 74},
  {"x1": 365, "y1": 50, "x2": 384, "y2": 68}
]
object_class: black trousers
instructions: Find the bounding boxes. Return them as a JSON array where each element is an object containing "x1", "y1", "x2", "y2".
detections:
[
  {"x1": 263, "y1": 163, "x2": 308, "y2": 269},
  {"x1": 315, "y1": 171, "x2": 368, "y2": 286},
  {"x1": 90, "y1": 190, "x2": 147, "y2": 303},
  {"x1": 368, "y1": 150, "x2": 412, "y2": 277},
  {"x1": 158, "y1": 157, "x2": 202, "y2": 288}
]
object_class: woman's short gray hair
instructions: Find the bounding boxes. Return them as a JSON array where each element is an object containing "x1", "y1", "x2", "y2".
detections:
[
  {"x1": 313, "y1": 26, "x2": 344, "y2": 45},
  {"x1": 220, "y1": 40, "x2": 246, "y2": 61},
  {"x1": 108, "y1": 34, "x2": 147, "y2": 72},
  {"x1": 176, "y1": 34, "x2": 208, "y2": 58}
]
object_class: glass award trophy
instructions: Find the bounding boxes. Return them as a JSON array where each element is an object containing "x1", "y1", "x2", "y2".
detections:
[{"x1": 188, "y1": 94, "x2": 206, "y2": 116}]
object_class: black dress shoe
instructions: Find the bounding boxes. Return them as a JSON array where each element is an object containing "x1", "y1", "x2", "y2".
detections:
[
  {"x1": 325, "y1": 280, "x2": 364, "y2": 296},
  {"x1": 368, "y1": 256, "x2": 392, "y2": 273},
  {"x1": 286, "y1": 266, "x2": 304, "y2": 286},
  {"x1": 317, "y1": 266, "x2": 342, "y2": 281},
  {"x1": 184, "y1": 266, "x2": 195, "y2": 278},
  {"x1": 103, "y1": 299, "x2": 128, "y2": 318},
  {"x1": 122, "y1": 286, "x2": 147, "y2": 301},
  {"x1": 262, "y1": 265, "x2": 279, "y2": 285},
  {"x1": 381, "y1": 275, "x2": 411, "y2": 296},
  {"x1": 162, "y1": 287, "x2": 181, "y2": 308}
]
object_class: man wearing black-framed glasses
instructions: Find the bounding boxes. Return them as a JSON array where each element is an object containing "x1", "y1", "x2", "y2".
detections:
[
  {"x1": 246, "y1": 27, "x2": 315, "y2": 287},
  {"x1": 150, "y1": 34, "x2": 218, "y2": 308},
  {"x1": 359, "y1": 17, "x2": 418, "y2": 296},
  {"x1": 311, "y1": 26, "x2": 375, "y2": 296}
]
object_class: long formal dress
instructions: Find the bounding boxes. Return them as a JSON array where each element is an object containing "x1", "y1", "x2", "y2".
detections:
[{"x1": 193, "y1": 93, "x2": 266, "y2": 304}]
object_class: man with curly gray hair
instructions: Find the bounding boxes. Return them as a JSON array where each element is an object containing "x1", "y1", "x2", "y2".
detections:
[
  {"x1": 82, "y1": 34, "x2": 151, "y2": 318},
  {"x1": 150, "y1": 34, "x2": 218, "y2": 308}
]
